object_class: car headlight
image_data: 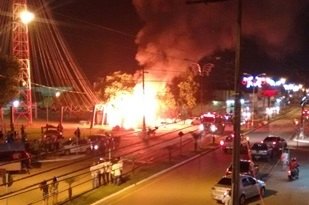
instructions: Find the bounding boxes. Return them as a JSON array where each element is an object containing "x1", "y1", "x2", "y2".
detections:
[
  {"x1": 210, "y1": 124, "x2": 218, "y2": 133},
  {"x1": 94, "y1": 144, "x2": 99, "y2": 150}
]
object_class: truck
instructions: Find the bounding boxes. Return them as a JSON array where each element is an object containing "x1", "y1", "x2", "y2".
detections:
[{"x1": 200, "y1": 112, "x2": 225, "y2": 134}]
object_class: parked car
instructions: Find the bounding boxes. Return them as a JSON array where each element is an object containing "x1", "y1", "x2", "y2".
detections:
[
  {"x1": 225, "y1": 159, "x2": 259, "y2": 177},
  {"x1": 263, "y1": 135, "x2": 287, "y2": 152},
  {"x1": 251, "y1": 142, "x2": 273, "y2": 161},
  {"x1": 220, "y1": 134, "x2": 250, "y2": 153},
  {"x1": 61, "y1": 139, "x2": 92, "y2": 155},
  {"x1": 211, "y1": 175, "x2": 266, "y2": 205}
]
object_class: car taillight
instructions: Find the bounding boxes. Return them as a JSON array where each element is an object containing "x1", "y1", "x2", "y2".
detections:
[{"x1": 220, "y1": 140, "x2": 224, "y2": 146}]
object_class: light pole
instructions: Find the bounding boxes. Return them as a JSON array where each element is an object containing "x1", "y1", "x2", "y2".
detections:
[
  {"x1": 12, "y1": 4, "x2": 35, "y2": 123},
  {"x1": 243, "y1": 73, "x2": 266, "y2": 126},
  {"x1": 142, "y1": 67, "x2": 147, "y2": 140},
  {"x1": 187, "y1": 62, "x2": 214, "y2": 114}
]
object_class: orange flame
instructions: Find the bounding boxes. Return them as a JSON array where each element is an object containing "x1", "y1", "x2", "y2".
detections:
[{"x1": 104, "y1": 82, "x2": 162, "y2": 129}]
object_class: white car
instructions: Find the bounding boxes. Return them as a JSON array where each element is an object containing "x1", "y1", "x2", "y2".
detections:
[
  {"x1": 211, "y1": 175, "x2": 266, "y2": 205},
  {"x1": 62, "y1": 139, "x2": 92, "y2": 155}
]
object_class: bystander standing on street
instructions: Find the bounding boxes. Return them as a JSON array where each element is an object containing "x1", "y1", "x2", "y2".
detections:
[
  {"x1": 102, "y1": 159, "x2": 109, "y2": 185},
  {"x1": 281, "y1": 148, "x2": 289, "y2": 170},
  {"x1": 74, "y1": 127, "x2": 81, "y2": 144},
  {"x1": 99, "y1": 159, "x2": 107, "y2": 185},
  {"x1": 90, "y1": 162, "x2": 98, "y2": 188},
  {"x1": 106, "y1": 159, "x2": 112, "y2": 184},
  {"x1": 39, "y1": 180, "x2": 49, "y2": 205},
  {"x1": 50, "y1": 176, "x2": 59, "y2": 205},
  {"x1": 20, "y1": 124, "x2": 27, "y2": 143},
  {"x1": 0, "y1": 129, "x2": 3, "y2": 142},
  {"x1": 111, "y1": 159, "x2": 121, "y2": 185}
]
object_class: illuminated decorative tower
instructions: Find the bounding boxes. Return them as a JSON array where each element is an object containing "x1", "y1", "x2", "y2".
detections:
[{"x1": 12, "y1": 0, "x2": 34, "y2": 123}]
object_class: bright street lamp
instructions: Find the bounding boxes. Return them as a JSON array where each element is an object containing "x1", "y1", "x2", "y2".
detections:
[{"x1": 19, "y1": 10, "x2": 35, "y2": 25}]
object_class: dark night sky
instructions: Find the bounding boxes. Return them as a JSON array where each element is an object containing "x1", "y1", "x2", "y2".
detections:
[{"x1": 46, "y1": 0, "x2": 309, "y2": 85}]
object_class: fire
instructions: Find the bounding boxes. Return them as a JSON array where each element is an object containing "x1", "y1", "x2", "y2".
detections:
[{"x1": 104, "y1": 82, "x2": 162, "y2": 129}]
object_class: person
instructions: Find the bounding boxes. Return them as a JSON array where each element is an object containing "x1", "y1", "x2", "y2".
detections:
[
  {"x1": 111, "y1": 159, "x2": 121, "y2": 185},
  {"x1": 74, "y1": 127, "x2": 81, "y2": 142},
  {"x1": 20, "y1": 124, "x2": 27, "y2": 143},
  {"x1": 289, "y1": 157, "x2": 299, "y2": 176},
  {"x1": 0, "y1": 129, "x2": 3, "y2": 142},
  {"x1": 222, "y1": 190, "x2": 231, "y2": 205},
  {"x1": 90, "y1": 162, "x2": 99, "y2": 188},
  {"x1": 99, "y1": 159, "x2": 107, "y2": 185},
  {"x1": 50, "y1": 176, "x2": 59, "y2": 205},
  {"x1": 281, "y1": 148, "x2": 289, "y2": 170},
  {"x1": 57, "y1": 123, "x2": 63, "y2": 132},
  {"x1": 39, "y1": 180, "x2": 49, "y2": 205},
  {"x1": 105, "y1": 160, "x2": 112, "y2": 184}
]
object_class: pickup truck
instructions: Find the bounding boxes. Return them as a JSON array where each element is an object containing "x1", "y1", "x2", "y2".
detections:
[{"x1": 61, "y1": 139, "x2": 92, "y2": 155}]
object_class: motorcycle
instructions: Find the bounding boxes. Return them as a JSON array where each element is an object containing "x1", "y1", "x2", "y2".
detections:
[{"x1": 288, "y1": 167, "x2": 299, "y2": 181}]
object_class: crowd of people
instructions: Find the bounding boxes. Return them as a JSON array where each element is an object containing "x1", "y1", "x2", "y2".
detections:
[
  {"x1": 90, "y1": 157, "x2": 124, "y2": 188},
  {"x1": 39, "y1": 176, "x2": 59, "y2": 205}
]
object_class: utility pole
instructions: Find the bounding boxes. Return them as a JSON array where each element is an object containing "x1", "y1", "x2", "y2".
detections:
[
  {"x1": 186, "y1": 0, "x2": 242, "y2": 204},
  {"x1": 142, "y1": 67, "x2": 147, "y2": 140},
  {"x1": 232, "y1": 0, "x2": 242, "y2": 204}
]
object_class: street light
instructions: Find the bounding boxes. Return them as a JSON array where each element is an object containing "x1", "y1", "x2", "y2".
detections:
[
  {"x1": 243, "y1": 73, "x2": 266, "y2": 126},
  {"x1": 19, "y1": 10, "x2": 35, "y2": 25},
  {"x1": 186, "y1": 61, "x2": 214, "y2": 114}
]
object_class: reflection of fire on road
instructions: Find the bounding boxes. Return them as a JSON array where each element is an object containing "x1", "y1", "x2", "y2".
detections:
[{"x1": 93, "y1": 80, "x2": 171, "y2": 130}]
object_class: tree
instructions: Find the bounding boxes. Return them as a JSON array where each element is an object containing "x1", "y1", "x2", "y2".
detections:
[
  {"x1": 157, "y1": 86, "x2": 177, "y2": 118},
  {"x1": 0, "y1": 55, "x2": 20, "y2": 107},
  {"x1": 95, "y1": 71, "x2": 136, "y2": 103},
  {"x1": 169, "y1": 68, "x2": 199, "y2": 119}
]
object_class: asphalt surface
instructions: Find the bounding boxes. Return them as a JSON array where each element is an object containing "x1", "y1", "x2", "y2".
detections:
[{"x1": 90, "y1": 108, "x2": 309, "y2": 205}]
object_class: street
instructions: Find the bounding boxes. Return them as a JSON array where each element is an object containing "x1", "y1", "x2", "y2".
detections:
[
  {"x1": 91, "y1": 108, "x2": 309, "y2": 205},
  {"x1": 2, "y1": 108, "x2": 309, "y2": 205}
]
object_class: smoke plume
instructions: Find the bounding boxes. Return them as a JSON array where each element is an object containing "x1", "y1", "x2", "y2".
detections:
[{"x1": 132, "y1": 0, "x2": 307, "y2": 81}]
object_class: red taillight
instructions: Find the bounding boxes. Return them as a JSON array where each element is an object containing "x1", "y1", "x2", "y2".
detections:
[{"x1": 220, "y1": 140, "x2": 224, "y2": 146}]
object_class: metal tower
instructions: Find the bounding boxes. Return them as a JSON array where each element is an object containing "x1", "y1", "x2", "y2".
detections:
[{"x1": 12, "y1": 0, "x2": 33, "y2": 124}]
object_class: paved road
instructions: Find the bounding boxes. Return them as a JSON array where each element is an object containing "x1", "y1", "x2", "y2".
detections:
[{"x1": 91, "y1": 108, "x2": 309, "y2": 205}]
